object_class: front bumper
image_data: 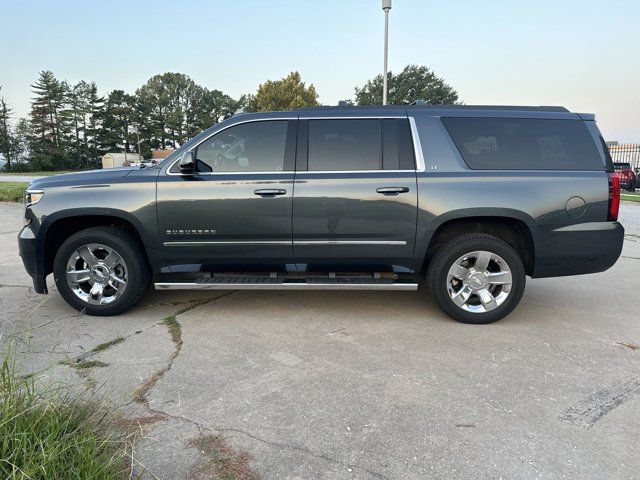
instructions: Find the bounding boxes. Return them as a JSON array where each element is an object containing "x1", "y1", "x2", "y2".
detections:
[
  {"x1": 18, "y1": 223, "x2": 48, "y2": 294},
  {"x1": 532, "y1": 221, "x2": 625, "y2": 278}
]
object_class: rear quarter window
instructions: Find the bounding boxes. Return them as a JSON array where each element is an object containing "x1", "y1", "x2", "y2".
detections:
[{"x1": 442, "y1": 117, "x2": 604, "y2": 171}]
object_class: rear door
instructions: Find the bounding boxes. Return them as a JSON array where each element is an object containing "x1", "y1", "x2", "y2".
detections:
[{"x1": 292, "y1": 116, "x2": 419, "y2": 273}]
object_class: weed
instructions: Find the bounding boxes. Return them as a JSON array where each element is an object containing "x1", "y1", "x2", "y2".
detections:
[{"x1": 90, "y1": 337, "x2": 125, "y2": 354}]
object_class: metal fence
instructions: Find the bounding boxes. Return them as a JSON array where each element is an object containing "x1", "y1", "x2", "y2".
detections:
[{"x1": 608, "y1": 143, "x2": 640, "y2": 170}]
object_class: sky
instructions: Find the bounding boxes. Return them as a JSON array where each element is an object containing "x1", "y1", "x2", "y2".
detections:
[{"x1": 1, "y1": 0, "x2": 639, "y2": 141}]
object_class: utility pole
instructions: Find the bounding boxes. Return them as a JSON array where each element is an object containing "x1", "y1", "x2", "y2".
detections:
[{"x1": 382, "y1": 0, "x2": 392, "y2": 105}]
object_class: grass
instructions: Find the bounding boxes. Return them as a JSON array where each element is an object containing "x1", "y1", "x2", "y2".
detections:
[
  {"x1": 621, "y1": 192, "x2": 640, "y2": 203},
  {"x1": 189, "y1": 434, "x2": 259, "y2": 480},
  {"x1": 73, "y1": 360, "x2": 110, "y2": 369},
  {"x1": 91, "y1": 337, "x2": 125, "y2": 354},
  {"x1": 0, "y1": 351, "x2": 130, "y2": 479},
  {"x1": 0, "y1": 182, "x2": 28, "y2": 203},
  {"x1": 163, "y1": 315, "x2": 183, "y2": 349}
]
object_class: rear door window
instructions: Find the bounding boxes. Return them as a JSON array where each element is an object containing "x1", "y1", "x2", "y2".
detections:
[
  {"x1": 442, "y1": 117, "x2": 603, "y2": 170},
  {"x1": 308, "y1": 119, "x2": 381, "y2": 171}
]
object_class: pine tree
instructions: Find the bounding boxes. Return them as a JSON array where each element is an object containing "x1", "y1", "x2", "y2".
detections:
[
  {"x1": 29, "y1": 71, "x2": 70, "y2": 169},
  {"x1": 0, "y1": 87, "x2": 13, "y2": 170},
  {"x1": 68, "y1": 81, "x2": 104, "y2": 168},
  {"x1": 99, "y1": 90, "x2": 137, "y2": 154}
]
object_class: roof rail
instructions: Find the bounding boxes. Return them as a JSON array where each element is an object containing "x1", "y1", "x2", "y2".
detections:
[{"x1": 298, "y1": 105, "x2": 570, "y2": 112}]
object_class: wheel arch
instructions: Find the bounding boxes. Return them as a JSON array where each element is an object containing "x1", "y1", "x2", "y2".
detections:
[
  {"x1": 419, "y1": 210, "x2": 537, "y2": 275},
  {"x1": 40, "y1": 209, "x2": 151, "y2": 276}
]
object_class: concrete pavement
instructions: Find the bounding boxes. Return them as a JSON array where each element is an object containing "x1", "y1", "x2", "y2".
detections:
[{"x1": 1, "y1": 201, "x2": 639, "y2": 479}]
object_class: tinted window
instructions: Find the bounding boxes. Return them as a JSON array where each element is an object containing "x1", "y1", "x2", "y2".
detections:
[
  {"x1": 308, "y1": 119, "x2": 381, "y2": 171},
  {"x1": 442, "y1": 118, "x2": 603, "y2": 170},
  {"x1": 382, "y1": 119, "x2": 416, "y2": 170},
  {"x1": 193, "y1": 121, "x2": 287, "y2": 172}
]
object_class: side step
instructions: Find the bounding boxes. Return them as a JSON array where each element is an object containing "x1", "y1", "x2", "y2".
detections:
[{"x1": 154, "y1": 274, "x2": 418, "y2": 291}]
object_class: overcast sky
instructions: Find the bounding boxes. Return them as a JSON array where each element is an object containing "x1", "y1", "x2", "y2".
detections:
[{"x1": 1, "y1": 0, "x2": 638, "y2": 141}]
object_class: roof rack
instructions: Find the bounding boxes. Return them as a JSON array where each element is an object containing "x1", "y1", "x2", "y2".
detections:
[{"x1": 300, "y1": 104, "x2": 570, "y2": 112}]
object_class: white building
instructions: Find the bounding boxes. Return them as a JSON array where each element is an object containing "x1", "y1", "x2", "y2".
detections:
[{"x1": 101, "y1": 153, "x2": 143, "y2": 169}]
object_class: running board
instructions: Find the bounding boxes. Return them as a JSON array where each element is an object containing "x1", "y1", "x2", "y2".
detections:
[{"x1": 154, "y1": 281, "x2": 418, "y2": 291}]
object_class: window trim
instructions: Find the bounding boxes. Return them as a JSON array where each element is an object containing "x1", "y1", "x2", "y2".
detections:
[
  {"x1": 296, "y1": 116, "x2": 424, "y2": 174},
  {"x1": 166, "y1": 118, "x2": 295, "y2": 176},
  {"x1": 166, "y1": 115, "x2": 426, "y2": 175}
]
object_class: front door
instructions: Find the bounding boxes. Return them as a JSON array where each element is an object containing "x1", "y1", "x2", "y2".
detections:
[
  {"x1": 293, "y1": 117, "x2": 418, "y2": 273},
  {"x1": 156, "y1": 119, "x2": 297, "y2": 273}
]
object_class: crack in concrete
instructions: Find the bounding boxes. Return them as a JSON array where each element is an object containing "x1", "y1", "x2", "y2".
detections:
[
  {"x1": 66, "y1": 288, "x2": 389, "y2": 479},
  {"x1": 125, "y1": 289, "x2": 389, "y2": 479},
  {"x1": 217, "y1": 426, "x2": 391, "y2": 480},
  {"x1": 140, "y1": 403, "x2": 390, "y2": 480},
  {"x1": 133, "y1": 291, "x2": 238, "y2": 403}
]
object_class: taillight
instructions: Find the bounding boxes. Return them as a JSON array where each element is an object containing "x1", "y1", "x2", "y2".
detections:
[{"x1": 608, "y1": 173, "x2": 620, "y2": 221}]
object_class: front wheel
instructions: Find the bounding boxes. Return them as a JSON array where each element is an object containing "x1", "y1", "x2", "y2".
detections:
[
  {"x1": 53, "y1": 227, "x2": 151, "y2": 316},
  {"x1": 427, "y1": 234, "x2": 526, "y2": 324}
]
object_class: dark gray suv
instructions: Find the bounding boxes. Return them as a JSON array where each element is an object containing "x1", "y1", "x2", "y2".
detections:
[{"x1": 18, "y1": 105, "x2": 624, "y2": 323}]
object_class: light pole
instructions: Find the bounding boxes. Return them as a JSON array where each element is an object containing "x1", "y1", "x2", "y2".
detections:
[{"x1": 381, "y1": 0, "x2": 392, "y2": 105}]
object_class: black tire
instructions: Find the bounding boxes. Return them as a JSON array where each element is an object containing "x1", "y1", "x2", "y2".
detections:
[
  {"x1": 53, "y1": 227, "x2": 150, "y2": 316},
  {"x1": 427, "y1": 233, "x2": 526, "y2": 324},
  {"x1": 628, "y1": 181, "x2": 637, "y2": 192}
]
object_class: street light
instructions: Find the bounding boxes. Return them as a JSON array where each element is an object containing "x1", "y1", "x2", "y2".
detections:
[{"x1": 381, "y1": 0, "x2": 392, "y2": 105}]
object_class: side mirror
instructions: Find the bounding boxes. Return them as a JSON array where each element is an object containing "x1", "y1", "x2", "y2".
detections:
[{"x1": 178, "y1": 151, "x2": 196, "y2": 175}]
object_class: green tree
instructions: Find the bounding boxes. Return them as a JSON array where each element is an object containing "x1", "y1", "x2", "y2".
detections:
[
  {"x1": 67, "y1": 81, "x2": 103, "y2": 168},
  {"x1": 246, "y1": 72, "x2": 319, "y2": 112},
  {"x1": 136, "y1": 72, "x2": 197, "y2": 149},
  {"x1": 98, "y1": 89, "x2": 137, "y2": 155},
  {"x1": 355, "y1": 65, "x2": 459, "y2": 106},
  {"x1": 29, "y1": 71, "x2": 71, "y2": 170},
  {"x1": 195, "y1": 88, "x2": 239, "y2": 131},
  {"x1": 0, "y1": 87, "x2": 13, "y2": 170},
  {"x1": 136, "y1": 72, "x2": 239, "y2": 150},
  {"x1": 11, "y1": 118, "x2": 32, "y2": 170}
]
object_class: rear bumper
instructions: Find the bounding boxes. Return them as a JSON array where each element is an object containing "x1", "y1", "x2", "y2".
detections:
[
  {"x1": 532, "y1": 221, "x2": 624, "y2": 278},
  {"x1": 18, "y1": 223, "x2": 48, "y2": 294}
]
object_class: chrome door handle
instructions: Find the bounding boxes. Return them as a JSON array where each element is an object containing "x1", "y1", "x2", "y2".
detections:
[
  {"x1": 254, "y1": 188, "x2": 287, "y2": 197},
  {"x1": 376, "y1": 187, "x2": 409, "y2": 196}
]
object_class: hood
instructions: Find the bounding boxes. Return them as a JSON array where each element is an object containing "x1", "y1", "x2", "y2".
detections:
[{"x1": 28, "y1": 168, "x2": 135, "y2": 189}]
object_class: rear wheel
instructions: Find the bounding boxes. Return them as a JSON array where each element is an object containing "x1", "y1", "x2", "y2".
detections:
[
  {"x1": 53, "y1": 227, "x2": 150, "y2": 316},
  {"x1": 427, "y1": 234, "x2": 526, "y2": 324}
]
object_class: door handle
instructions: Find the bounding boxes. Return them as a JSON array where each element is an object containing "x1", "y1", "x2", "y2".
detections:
[
  {"x1": 254, "y1": 188, "x2": 287, "y2": 197},
  {"x1": 376, "y1": 187, "x2": 410, "y2": 196}
]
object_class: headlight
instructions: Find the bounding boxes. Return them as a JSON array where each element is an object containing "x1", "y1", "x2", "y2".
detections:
[{"x1": 24, "y1": 189, "x2": 44, "y2": 207}]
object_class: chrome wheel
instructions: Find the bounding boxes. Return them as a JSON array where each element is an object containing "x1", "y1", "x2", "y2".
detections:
[
  {"x1": 446, "y1": 250, "x2": 512, "y2": 314},
  {"x1": 65, "y1": 243, "x2": 128, "y2": 305}
]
